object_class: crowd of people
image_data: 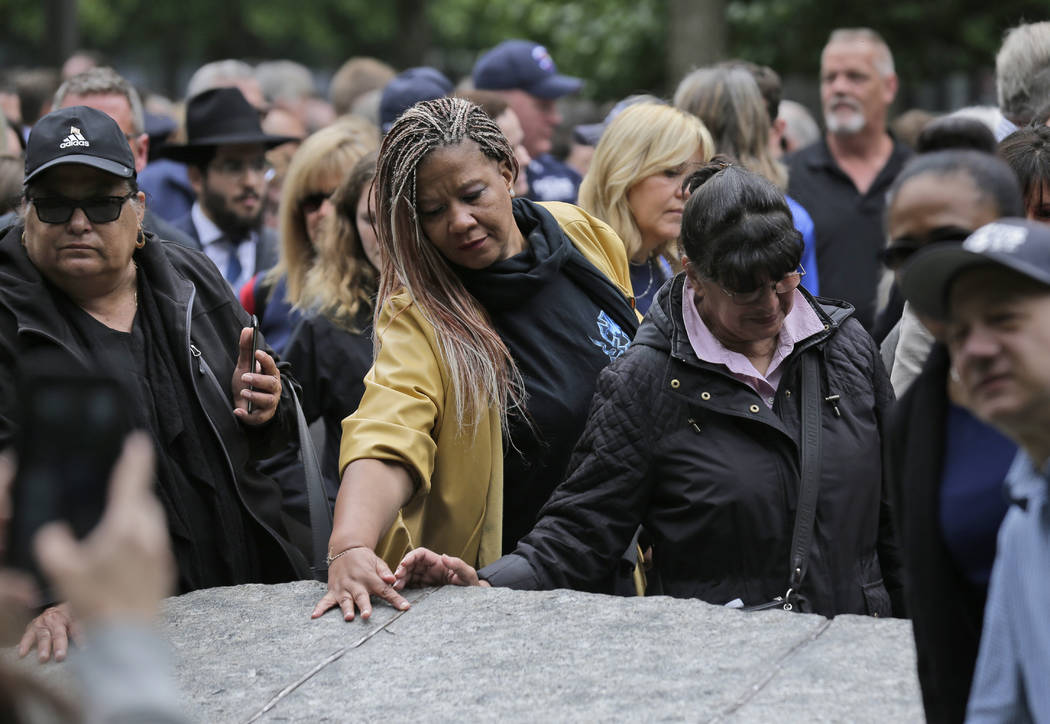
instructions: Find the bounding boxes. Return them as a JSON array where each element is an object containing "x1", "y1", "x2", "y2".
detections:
[{"x1": 1, "y1": 19, "x2": 1050, "y2": 723}]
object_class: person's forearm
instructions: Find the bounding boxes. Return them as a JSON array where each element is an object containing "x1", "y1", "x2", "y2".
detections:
[{"x1": 328, "y1": 458, "x2": 414, "y2": 553}]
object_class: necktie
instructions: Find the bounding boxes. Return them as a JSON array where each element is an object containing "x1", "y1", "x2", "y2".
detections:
[{"x1": 224, "y1": 239, "x2": 243, "y2": 286}]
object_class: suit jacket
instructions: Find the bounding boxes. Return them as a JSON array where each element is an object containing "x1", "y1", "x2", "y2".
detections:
[
  {"x1": 143, "y1": 208, "x2": 195, "y2": 250},
  {"x1": 170, "y1": 212, "x2": 279, "y2": 276},
  {"x1": 885, "y1": 345, "x2": 990, "y2": 724}
]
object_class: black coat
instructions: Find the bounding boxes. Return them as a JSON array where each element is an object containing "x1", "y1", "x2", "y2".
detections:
[
  {"x1": 483, "y1": 274, "x2": 904, "y2": 617},
  {"x1": 886, "y1": 345, "x2": 992, "y2": 723},
  {"x1": 0, "y1": 225, "x2": 311, "y2": 585},
  {"x1": 281, "y1": 310, "x2": 373, "y2": 502}
]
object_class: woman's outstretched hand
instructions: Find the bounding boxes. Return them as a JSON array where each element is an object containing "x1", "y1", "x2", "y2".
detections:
[
  {"x1": 311, "y1": 546, "x2": 410, "y2": 622},
  {"x1": 393, "y1": 547, "x2": 488, "y2": 590}
]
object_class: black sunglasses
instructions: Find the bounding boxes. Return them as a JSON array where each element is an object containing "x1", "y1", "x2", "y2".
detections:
[
  {"x1": 299, "y1": 190, "x2": 334, "y2": 214},
  {"x1": 880, "y1": 227, "x2": 974, "y2": 271},
  {"x1": 30, "y1": 191, "x2": 136, "y2": 224}
]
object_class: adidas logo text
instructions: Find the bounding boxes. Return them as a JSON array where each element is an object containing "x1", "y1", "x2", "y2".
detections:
[{"x1": 59, "y1": 125, "x2": 89, "y2": 149}]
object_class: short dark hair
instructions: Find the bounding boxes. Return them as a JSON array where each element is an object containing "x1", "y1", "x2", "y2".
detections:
[
  {"x1": 999, "y1": 125, "x2": 1050, "y2": 210},
  {"x1": 681, "y1": 156, "x2": 802, "y2": 292},
  {"x1": 887, "y1": 149, "x2": 1024, "y2": 221},
  {"x1": 916, "y1": 116, "x2": 996, "y2": 154}
]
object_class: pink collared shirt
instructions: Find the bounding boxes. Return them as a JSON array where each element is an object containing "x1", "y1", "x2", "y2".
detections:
[{"x1": 682, "y1": 280, "x2": 825, "y2": 407}]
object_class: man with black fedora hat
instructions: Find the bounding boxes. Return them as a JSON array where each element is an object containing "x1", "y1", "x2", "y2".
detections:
[
  {"x1": 900, "y1": 218, "x2": 1050, "y2": 721},
  {"x1": 158, "y1": 87, "x2": 295, "y2": 293}
]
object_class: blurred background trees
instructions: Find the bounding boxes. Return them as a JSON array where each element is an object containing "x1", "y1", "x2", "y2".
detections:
[{"x1": 2, "y1": 0, "x2": 1049, "y2": 109}]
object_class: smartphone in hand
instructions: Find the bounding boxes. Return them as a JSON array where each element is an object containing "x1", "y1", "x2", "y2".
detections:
[
  {"x1": 7, "y1": 372, "x2": 128, "y2": 589},
  {"x1": 247, "y1": 314, "x2": 259, "y2": 414}
]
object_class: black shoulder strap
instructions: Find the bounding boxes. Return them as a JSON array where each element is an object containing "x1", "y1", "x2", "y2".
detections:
[
  {"x1": 787, "y1": 351, "x2": 822, "y2": 599},
  {"x1": 286, "y1": 381, "x2": 333, "y2": 580}
]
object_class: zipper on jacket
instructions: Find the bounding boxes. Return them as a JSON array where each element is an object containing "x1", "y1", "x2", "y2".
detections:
[
  {"x1": 824, "y1": 394, "x2": 842, "y2": 417},
  {"x1": 183, "y1": 302, "x2": 307, "y2": 576},
  {"x1": 190, "y1": 344, "x2": 204, "y2": 375}
]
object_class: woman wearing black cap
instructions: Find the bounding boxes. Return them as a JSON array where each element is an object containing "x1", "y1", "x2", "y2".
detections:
[{"x1": 3, "y1": 105, "x2": 312, "y2": 663}]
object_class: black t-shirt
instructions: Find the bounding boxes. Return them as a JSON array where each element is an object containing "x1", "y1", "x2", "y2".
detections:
[
  {"x1": 785, "y1": 137, "x2": 912, "y2": 330},
  {"x1": 62, "y1": 294, "x2": 262, "y2": 591},
  {"x1": 456, "y1": 199, "x2": 635, "y2": 551}
]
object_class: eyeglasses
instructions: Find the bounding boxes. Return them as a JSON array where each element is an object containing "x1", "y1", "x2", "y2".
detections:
[
  {"x1": 715, "y1": 266, "x2": 806, "y2": 305},
  {"x1": 299, "y1": 190, "x2": 334, "y2": 214},
  {"x1": 209, "y1": 157, "x2": 271, "y2": 178},
  {"x1": 29, "y1": 191, "x2": 136, "y2": 224}
]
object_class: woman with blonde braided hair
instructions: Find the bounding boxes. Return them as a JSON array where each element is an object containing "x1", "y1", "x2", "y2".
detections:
[{"x1": 312, "y1": 97, "x2": 639, "y2": 621}]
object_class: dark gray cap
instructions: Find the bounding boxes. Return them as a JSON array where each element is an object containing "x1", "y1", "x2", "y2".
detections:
[{"x1": 900, "y1": 218, "x2": 1050, "y2": 319}]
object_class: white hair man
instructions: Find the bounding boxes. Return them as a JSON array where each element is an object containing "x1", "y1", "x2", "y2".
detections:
[
  {"x1": 994, "y1": 21, "x2": 1050, "y2": 140},
  {"x1": 786, "y1": 28, "x2": 912, "y2": 332}
]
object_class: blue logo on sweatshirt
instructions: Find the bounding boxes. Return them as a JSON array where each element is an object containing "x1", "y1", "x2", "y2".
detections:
[{"x1": 590, "y1": 310, "x2": 630, "y2": 361}]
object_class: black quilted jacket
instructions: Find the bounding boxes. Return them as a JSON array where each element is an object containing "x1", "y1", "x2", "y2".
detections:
[{"x1": 482, "y1": 273, "x2": 904, "y2": 617}]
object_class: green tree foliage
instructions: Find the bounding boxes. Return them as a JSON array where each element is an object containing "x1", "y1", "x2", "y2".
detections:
[
  {"x1": 727, "y1": 0, "x2": 1050, "y2": 78},
  {"x1": 428, "y1": 0, "x2": 669, "y2": 99},
  {"x1": 1, "y1": 0, "x2": 1048, "y2": 104}
]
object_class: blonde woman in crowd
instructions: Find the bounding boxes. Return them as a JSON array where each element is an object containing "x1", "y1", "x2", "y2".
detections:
[
  {"x1": 283, "y1": 152, "x2": 381, "y2": 498},
  {"x1": 240, "y1": 117, "x2": 379, "y2": 352},
  {"x1": 578, "y1": 103, "x2": 714, "y2": 313}
]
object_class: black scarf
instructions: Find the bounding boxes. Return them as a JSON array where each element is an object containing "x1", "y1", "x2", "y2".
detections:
[
  {"x1": 456, "y1": 198, "x2": 638, "y2": 334},
  {"x1": 453, "y1": 198, "x2": 639, "y2": 550}
]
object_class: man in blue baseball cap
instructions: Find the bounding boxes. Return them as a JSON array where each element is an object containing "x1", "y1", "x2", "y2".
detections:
[
  {"x1": 473, "y1": 39, "x2": 583, "y2": 203},
  {"x1": 900, "y1": 218, "x2": 1050, "y2": 721}
]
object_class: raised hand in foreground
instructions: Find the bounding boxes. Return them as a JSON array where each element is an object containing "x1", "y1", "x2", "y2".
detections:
[{"x1": 18, "y1": 432, "x2": 174, "y2": 662}]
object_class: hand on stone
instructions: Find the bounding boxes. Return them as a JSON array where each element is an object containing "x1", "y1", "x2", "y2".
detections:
[
  {"x1": 17, "y1": 602, "x2": 81, "y2": 663},
  {"x1": 312, "y1": 546, "x2": 410, "y2": 622},
  {"x1": 393, "y1": 547, "x2": 485, "y2": 590}
]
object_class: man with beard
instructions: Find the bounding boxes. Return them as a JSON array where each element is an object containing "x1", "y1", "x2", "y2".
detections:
[
  {"x1": 160, "y1": 88, "x2": 294, "y2": 293},
  {"x1": 786, "y1": 28, "x2": 911, "y2": 332}
]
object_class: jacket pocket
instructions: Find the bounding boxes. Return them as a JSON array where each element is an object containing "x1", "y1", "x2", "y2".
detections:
[{"x1": 861, "y1": 578, "x2": 892, "y2": 618}]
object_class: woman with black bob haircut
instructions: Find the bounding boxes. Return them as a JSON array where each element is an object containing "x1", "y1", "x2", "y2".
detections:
[{"x1": 395, "y1": 158, "x2": 903, "y2": 618}]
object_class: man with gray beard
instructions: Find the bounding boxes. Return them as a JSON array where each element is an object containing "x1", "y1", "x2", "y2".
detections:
[{"x1": 786, "y1": 28, "x2": 911, "y2": 331}]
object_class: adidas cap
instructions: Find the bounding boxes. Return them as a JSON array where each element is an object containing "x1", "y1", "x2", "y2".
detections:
[{"x1": 24, "y1": 105, "x2": 136, "y2": 184}]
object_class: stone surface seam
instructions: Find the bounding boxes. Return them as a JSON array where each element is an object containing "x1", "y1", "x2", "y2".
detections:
[
  {"x1": 243, "y1": 589, "x2": 432, "y2": 723},
  {"x1": 709, "y1": 616, "x2": 834, "y2": 722}
]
